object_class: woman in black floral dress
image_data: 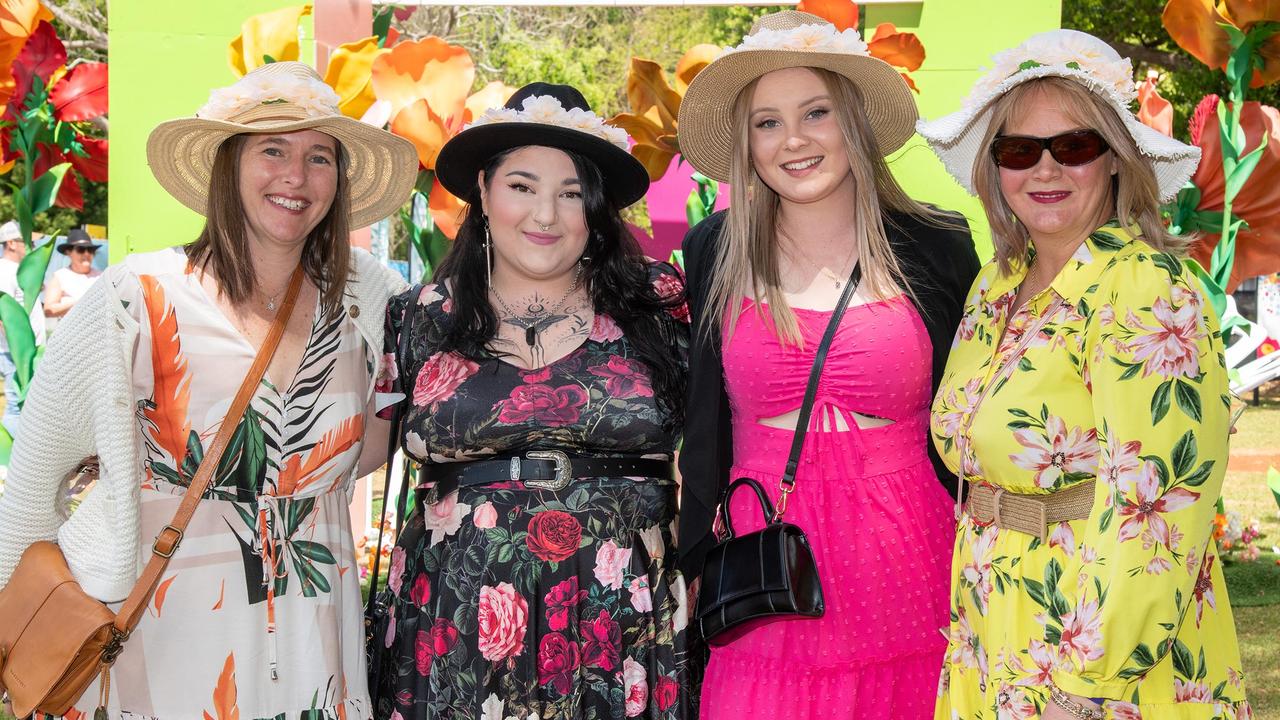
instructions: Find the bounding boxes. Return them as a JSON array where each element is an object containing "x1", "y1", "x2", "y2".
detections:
[{"x1": 371, "y1": 83, "x2": 692, "y2": 720}]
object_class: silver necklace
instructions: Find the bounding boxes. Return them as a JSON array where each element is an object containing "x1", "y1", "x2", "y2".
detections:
[
  {"x1": 490, "y1": 262, "x2": 584, "y2": 347},
  {"x1": 779, "y1": 227, "x2": 857, "y2": 289}
]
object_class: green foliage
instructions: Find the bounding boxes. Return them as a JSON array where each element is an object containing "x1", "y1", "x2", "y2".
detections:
[
  {"x1": 0, "y1": 162, "x2": 105, "y2": 237},
  {"x1": 1063, "y1": 0, "x2": 1280, "y2": 141}
]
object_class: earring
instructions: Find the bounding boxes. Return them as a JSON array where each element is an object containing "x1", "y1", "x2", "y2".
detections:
[{"x1": 483, "y1": 217, "x2": 493, "y2": 289}]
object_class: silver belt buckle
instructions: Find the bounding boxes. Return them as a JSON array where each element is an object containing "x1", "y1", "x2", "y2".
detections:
[{"x1": 524, "y1": 450, "x2": 572, "y2": 491}]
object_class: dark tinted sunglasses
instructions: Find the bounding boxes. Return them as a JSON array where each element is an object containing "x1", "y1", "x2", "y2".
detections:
[
  {"x1": 70, "y1": 247, "x2": 96, "y2": 254},
  {"x1": 990, "y1": 130, "x2": 1110, "y2": 170}
]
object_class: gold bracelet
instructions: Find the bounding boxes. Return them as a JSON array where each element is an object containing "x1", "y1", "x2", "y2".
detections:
[{"x1": 1048, "y1": 684, "x2": 1104, "y2": 720}]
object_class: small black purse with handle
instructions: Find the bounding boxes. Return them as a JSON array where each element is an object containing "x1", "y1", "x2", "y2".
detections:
[{"x1": 695, "y1": 263, "x2": 861, "y2": 646}]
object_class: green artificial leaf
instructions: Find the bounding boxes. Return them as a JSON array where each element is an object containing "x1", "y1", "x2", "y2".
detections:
[
  {"x1": 1225, "y1": 131, "x2": 1270, "y2": 201},
  {"x1": 0, "y1": 293, "x2": 36, "y2": 399},
  {"x1": 372, "y1": 6, "x2": 395, "y2": 44},
  {"x1": 668, "y1": 249, "x2": 684, "y2": 270},
  {"x1": 1266, "y1": 467, "x2": 1280, "y2": 512},
  {"x1": 16, "y1": 238, "x2": 54, "y2": 314},
  {"x1": 18, "y1": 162, "x2": 70, "y2": 221},
  {"x1": 1183, "y1": 258, "x2": 1226, "y2": 321}
]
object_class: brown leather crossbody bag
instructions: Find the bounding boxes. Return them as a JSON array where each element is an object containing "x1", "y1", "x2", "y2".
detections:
[{"x1": 0, "y1": 266, "x2": 304, "y2": 719}]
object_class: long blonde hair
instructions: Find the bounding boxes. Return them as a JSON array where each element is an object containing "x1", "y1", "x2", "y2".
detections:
[
  {"x1": 973, "y1": 77, "x2": 1188, "y2": 276},
  {"x1": 702, "y1": 67, "x2": 941, "y2": 346}
]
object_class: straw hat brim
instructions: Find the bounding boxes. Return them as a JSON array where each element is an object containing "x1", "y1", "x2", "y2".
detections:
[
  {"x1": 435, "y1": 122, "x2": 651, "y2": 209},
  {"x1": 147, "y1": 114, "x2": 419, "y2": 229},
  {"x1": 678, "y1": 49, "x2": 919, "y2": 183},
  {"x1": 916, "y1": 64, "x2": 1200, "y2": 202}
]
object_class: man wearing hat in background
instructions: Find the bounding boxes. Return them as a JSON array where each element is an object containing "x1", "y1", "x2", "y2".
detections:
[
  {"x1": 0, "y1": 220, "x2": 46, "y2": 437},
  {"x1": 42, "y1": 227, "x2": 102, "y2": 334}
]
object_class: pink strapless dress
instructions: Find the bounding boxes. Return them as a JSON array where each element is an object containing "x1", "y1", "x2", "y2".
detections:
[{"x1": 699, "y1": 297, "x2": 954, "y2": 720}]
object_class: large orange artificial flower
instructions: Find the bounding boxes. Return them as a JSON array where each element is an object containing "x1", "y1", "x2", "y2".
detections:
[
  {"x1": 371, "y1": 37, "x2": 514, "y2": 236},
  {"x1": 1164, "y1": 0, "x2": 1280, "y2": 87},
  {"x1": 323, "y1": 36, "x2": 386, "y2": 119},
  {"x1": 229, "y1": 4, "x2": 313, "y2": 77},
  {"x1": 1188, "y1": 96, "x2": 1280, "y2": 289},
  {"x1": 0, "y1": 0, "x2": 52, "y2": 108},
  {"x1": 609, "y1": 44, "x2": 719, "y2": 182}
]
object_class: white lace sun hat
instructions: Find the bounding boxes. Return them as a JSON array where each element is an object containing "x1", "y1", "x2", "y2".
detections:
[{"x1": 916, "y1": 29, "x2": 1199, "y2": 202}]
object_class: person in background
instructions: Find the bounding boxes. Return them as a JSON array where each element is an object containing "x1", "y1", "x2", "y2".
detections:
[
  {"x1": 919, "y1": 29, "x2": 1250, "y2": 719},
  {"x1": 42, "y1": 228, "x2": 104, "y2": 330},
  {"x1": 0, "y1": 220, "x2": 45, "y2": 437}
]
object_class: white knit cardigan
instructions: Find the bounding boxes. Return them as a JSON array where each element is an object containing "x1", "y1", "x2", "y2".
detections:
[{"x1": 0, "y1": 248, "x2": 407, "y2": 601}]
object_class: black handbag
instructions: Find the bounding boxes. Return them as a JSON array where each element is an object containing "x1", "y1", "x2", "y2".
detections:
[
  {"x1": 364, "y1": 285, "x2": 421, "y2": 693},
  {"x1": 695, "y1": 263, "x2": 862, "y2": 646}
]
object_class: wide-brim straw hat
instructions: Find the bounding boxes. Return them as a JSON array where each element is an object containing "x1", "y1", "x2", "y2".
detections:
[
  {"x1": 917, "y1": 29, "x2": 1199, "y2": 202},
  {"x1": 147, "y1": 62, "x2": 418, "y2": 229},
  {"x1": 436, "y1": 82, "x2": 650, "y2": 208},
  {"x1": 678, "y1": 10, "x2": 918, "y2": 183}
]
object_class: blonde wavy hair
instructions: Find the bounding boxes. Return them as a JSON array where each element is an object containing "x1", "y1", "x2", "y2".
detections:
[
  {"x1": 973, "y1": 76, "x2": 1188, "y2": 276},
  {"x1": 702, "y1": 67, "x2": 943, "y2": 346}
]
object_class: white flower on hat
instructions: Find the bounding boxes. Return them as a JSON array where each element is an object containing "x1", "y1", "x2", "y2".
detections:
[
  {"x1": 467, "y1": 95, "x2": 631, "y2": 150},
  {"x1": 198, "y1": 71, "x2": 341, "y2": 121},
  {"x1": 966, "y1": 31, "x2": 1135, "y2": 107},
  {"x1": 724, "y1": 22, "x2": 869, "y2": 57}
]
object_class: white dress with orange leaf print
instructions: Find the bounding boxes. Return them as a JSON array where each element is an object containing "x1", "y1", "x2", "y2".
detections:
[{"x1": 63, "y1": 249, "x2": 373, "y2": 720}]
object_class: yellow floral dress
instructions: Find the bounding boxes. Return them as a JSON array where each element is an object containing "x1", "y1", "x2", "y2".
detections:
[{"x1": 930, "y1": 224, "x2": 1251, "y2": 720}]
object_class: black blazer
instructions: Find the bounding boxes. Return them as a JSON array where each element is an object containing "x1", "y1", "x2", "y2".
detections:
[{"x1": 676, "y1": 209, "x2": 981, "y2": 579}]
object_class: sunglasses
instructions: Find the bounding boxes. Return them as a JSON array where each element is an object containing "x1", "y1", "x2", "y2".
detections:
[
  {"x1": 990, "y1": 130, "x2": 1110, "y2": 170},
  {"x1": 70, "y1": 247, "x2": 96, "y2": 255}
]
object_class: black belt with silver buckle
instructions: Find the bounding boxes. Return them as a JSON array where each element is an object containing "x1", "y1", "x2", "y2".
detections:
[{"x1": 418, "y1": 451, "x2": 675, "y2": 503}]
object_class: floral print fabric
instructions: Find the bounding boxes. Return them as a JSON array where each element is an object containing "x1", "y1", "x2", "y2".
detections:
[
  {"x1": 371, "y1": 262, "x2": 693, "y2": 720},
  {"x1": 931, "y1": 225, "x2": 1251, "y2": 719},
  {"x1": 63, "y1": 250, "x2": 374, "y2": 720}
]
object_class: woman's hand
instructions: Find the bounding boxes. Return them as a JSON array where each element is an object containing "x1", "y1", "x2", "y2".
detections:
[{"x1": 1041, "y1": 689, "x2": 1102, "y2": 719}]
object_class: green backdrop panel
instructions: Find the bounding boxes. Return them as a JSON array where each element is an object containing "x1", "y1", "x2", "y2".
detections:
[
  {"x1": 108, "y1": 2, "x2": 314, "y2": 261},
  {"x1": 868, "y1": 0, "x2": 1062, "y2": 262}
]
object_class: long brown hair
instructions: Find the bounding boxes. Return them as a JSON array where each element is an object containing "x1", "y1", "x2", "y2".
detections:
[
  {"x1": 973, "y1": 77, "x2": 1188, "y2": 275},
  {"x1": 186, "y1": 132, "x2": 352, "y2": 312},
  {"x1": 702, "y1": 67, "x2": 943, "y2": 346}
]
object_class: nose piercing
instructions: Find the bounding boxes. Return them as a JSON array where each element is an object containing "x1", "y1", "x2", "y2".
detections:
[{"x1": 537, "y1": 222, "x2": 552, "y2": 232}]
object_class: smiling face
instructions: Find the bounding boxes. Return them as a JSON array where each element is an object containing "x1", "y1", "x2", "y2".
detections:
[
  {"x1": 997, "y1": 85, "x2": 1117, "y2": 250},
  {"x1": 478, "y1": 145, "x2": 591, "y2": 283},
  {"x1": 747, "y1": 67, "x2": 855, "y2": 208},
  {"x1": 237, "y1": 129, "x2": 340, "y2": 249}
]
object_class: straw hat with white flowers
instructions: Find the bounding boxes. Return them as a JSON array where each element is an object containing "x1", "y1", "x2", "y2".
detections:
[{"x1": 147, "y1": 62, "x2": 418, "y2": 229}]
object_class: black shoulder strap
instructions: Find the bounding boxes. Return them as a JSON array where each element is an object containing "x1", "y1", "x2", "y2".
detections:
[
  {"x1": 366, "y1": 285, "x2": 421, "y2": 606},
  {"x1": 780, "y1": 263, "x2": 862, "y2": 489}
]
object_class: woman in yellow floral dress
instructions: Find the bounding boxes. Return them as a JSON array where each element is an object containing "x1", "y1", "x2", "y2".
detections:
[{"x1": 917, "y1": 30, "x2": 1251, "y2": 720}]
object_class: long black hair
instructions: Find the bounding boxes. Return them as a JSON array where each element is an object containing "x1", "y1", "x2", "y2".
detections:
[{"x1": 434, "y1": 147, "x2": 686, "y2": 432}]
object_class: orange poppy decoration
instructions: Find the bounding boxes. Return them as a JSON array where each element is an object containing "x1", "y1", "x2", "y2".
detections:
[
  {"x1": 1137, "y1": 70, "x2": 1174, "y2": 137},
  {"x1": 371, "y1": 37, "x2": 515, "y2": 237},
  {"x1": 609, "y1": 44, "x2": 719, "y2": 182},
  {"x1": 797, "y1": 0, "x2": 858, "y2": 31},
  {"x1": 1188, "y1": 96, "x2": 1280, "y2": 289},
  {"x1": 1163, "y1": 0, "x2": 1280, "y2": 87},
  {"x1": 0, "y1": 0, "x2": 52, "y2": 108}
]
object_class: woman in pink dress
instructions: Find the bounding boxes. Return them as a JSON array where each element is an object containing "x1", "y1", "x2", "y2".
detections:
[{"x1": 675, "y1": 11, "x2": 979, "y2": 718}]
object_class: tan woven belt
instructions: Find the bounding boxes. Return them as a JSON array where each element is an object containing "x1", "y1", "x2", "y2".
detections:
[{"x1": 963, "y1": 480, "x2": 1096, "y2": 542}]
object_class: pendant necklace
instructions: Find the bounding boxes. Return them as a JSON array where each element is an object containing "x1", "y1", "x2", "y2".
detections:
[{"x1": 491, "y1": 262, "x2": 584, "y2": 347}]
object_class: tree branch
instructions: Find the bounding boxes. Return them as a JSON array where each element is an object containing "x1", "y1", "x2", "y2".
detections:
[
  {"x1": 1104, "y1": 40, "x2": 1195, "y2": 73},
  {"x1": 45, "y1": 2, "x2": 107, "y2": 43}
]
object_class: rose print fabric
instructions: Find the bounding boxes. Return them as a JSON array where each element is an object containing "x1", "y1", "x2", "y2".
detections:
[
  {"x1": 60, "y1": 250, "x2": 373, "y2": 720},
  {"x1": 371, "y1": 262, "x2": 693, "y2": 720},
  {"x1": 931, "y1": 224, "x2": 1251, "y2": 719},
  {"x1": 700, "y1": 297, "x2": 955, "y2": 720}
]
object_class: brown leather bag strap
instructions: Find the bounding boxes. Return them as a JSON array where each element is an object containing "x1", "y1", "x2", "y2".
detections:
[{"x1": 112, "y1": 264, "x2": 306, "y2": 634}]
